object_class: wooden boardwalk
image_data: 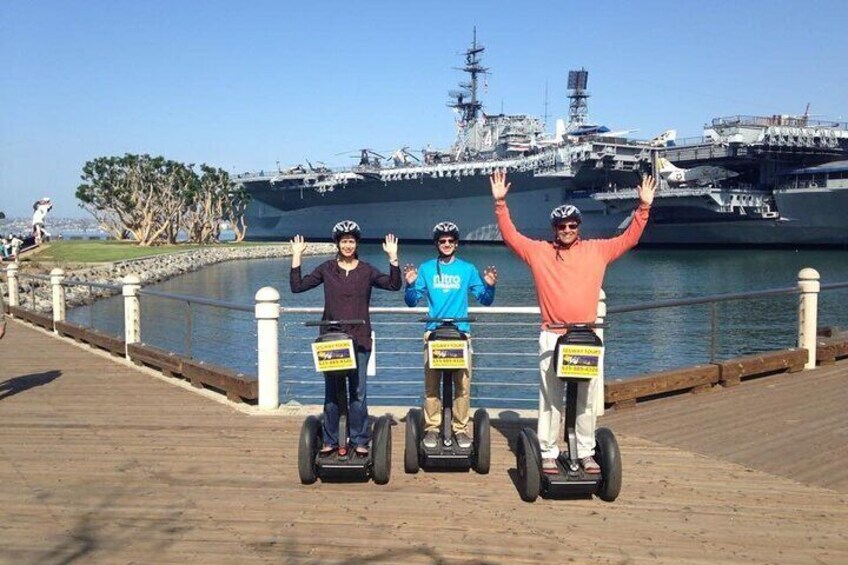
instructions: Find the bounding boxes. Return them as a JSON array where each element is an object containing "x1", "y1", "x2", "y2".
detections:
[{"x1": 1, "y1": 319, "x2": 846, "y2": 564}]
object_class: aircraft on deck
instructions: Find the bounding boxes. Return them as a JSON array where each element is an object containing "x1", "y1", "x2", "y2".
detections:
[{"x1": 658, "y1": 157, "x2": 739, "y2": 186}]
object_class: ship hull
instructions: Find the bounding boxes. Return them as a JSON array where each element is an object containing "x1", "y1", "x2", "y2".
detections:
[{"x1": 243, "y1": 177, "x2": 848, "y2": 247}]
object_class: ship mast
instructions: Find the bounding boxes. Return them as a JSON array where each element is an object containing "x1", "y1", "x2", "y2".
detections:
[{"x1": 448, "y1": 28, "x2": 489, "y2": 135}]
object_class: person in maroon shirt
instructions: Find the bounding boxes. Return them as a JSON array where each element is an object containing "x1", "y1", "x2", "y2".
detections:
[{"x1": 290, "y1": 221, "x2": 401, "y2": 455}]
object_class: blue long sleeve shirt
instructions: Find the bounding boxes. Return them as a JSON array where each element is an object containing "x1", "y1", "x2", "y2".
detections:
[{"x1": 404, "y1": 257, "x2": 495, "y2": 332}]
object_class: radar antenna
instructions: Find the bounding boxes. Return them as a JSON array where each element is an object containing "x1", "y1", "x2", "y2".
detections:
[{"x1": 567, "y1": 69, "x2": 590, "y2": 129}]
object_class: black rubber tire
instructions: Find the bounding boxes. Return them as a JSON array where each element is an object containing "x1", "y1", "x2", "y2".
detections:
[
  {"x1": 297, "y1": 416, "x2": 321, "y2": 485},
  {"x1": 595, "y1": 427, "x2": 622, "y2": 502},
  {"x1": 404, "y1": 409, "x2": 421, "y2": 474},
  {"x1": 516, "y1": 428, "x2": 541, "y2": 502},
  {"x1": 371, "y1": 416, "x2": 392, "y2": 485},
  {"x1": 472, "y1": 408, "x2": 491, "y2": 474}
]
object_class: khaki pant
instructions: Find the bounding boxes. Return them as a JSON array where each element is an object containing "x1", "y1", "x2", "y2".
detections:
[
  {"x1": 537, "y1": 330, "x2": 600, "y2": 459},
  {"x1": 423, "y1": 336, "x2": 471, "y2": 434}
]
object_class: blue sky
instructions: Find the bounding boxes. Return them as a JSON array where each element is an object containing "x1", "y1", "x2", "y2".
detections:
[{"x1": 2, "y1": 0, "x2": 846, "y2": 219}]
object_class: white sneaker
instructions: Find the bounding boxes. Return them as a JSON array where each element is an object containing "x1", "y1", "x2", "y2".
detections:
[{"x1": 423, "y1": 430, "x2": 438, "y2": 449}]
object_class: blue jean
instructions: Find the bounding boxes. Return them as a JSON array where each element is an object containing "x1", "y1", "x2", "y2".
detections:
[{"x1": 323, "y1": 348, "x2": 370, "y2": 448}]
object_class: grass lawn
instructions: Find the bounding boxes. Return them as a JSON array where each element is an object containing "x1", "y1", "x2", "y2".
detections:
[{"x1": 26, "y1": 240, "x2": 282, "y2": 263}]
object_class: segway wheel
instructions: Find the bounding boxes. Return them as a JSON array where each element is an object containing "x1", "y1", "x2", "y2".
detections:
[
  {"x1": 594, "y1": 427, "x2": 622, "y2": 502},
  {"x1": 404, "y1": 409, "x2": 422, "y2": 474},
  {"x1": 516, "y1": 428, "x2": 541, "y2": 502},
  {"x1": 371, "y1": 416, "x2": 392, "y2": 485},
  {"x1": 297, "y1": 416, "x2": 321, "y2": 485},
  {"x1": 472, "y1": 408, "x2": 491, "y2": 474}
]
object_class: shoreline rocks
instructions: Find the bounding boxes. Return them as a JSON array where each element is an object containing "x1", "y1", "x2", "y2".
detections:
[{"x1": 2, "y1": 243, "x2": 337, "y2": 313}]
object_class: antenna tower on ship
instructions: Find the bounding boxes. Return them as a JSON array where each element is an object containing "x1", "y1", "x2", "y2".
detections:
[
  {"x1": 448, "y1": 27, "x2": 489, "y2": 126},
  {"x1": 567, "y1": 68, "x2": 590, "y2": 128}
]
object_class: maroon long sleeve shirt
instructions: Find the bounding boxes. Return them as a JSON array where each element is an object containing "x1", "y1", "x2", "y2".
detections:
[{"x1": 290, "y1": 260, "x2": 401, "y2": 350}]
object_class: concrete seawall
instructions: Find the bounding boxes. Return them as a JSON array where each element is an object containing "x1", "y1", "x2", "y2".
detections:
[{"x1": 3, "y1": 243, "x2": 337, "y2": 311}]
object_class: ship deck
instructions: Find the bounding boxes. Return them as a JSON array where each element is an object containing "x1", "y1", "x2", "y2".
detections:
[{"x1": 1, "y1": 319, "x2": 847, "y2": 564}]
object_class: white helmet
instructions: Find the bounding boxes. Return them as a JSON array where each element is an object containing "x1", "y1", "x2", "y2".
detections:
[
  {"x1": 550, "y1": 204, "x2": 582, "y2": 226},
  {"x1": 332, "y1": 220, "x2": 361, "y2": 242},
  {"x1": 432, "y1": 221, "x2": 460, "y2": 242}
]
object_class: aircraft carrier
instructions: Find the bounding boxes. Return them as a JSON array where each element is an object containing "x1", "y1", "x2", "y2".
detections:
[{"x1": 237, "y1": 32, "x2": 848, "y2": 247}]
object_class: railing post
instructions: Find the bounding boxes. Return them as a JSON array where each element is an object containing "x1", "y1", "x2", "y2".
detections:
[
  {"x1": 6, "y1": 263, "x2": 19, "y2": 309},
  {"x1": 50, "y1": 268, "x2": 66, "y2": 330},
  {"x1": 255, "y1": 287, "x2": 280, "y2": 410},
  {"x1": 122, "y1": 275, "x2": 141, "y2": 359},
  {"x1": 797, "y1": 268, "x2": 820, "y2": 369},
  {"x1": 595, "y1": 289, "x2": 606, "y2": 416}
]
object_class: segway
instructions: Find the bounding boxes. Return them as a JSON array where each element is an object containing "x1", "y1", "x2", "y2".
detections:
[
  {"x1": 516, "y1": 323, "x2": 621, "y2": 502},
  {"x1": 297, "y1": 319, "x2": 392, "y2": 485},
  {"x1": 404, "y1": 318, "x2": 490, "y2": 474}
]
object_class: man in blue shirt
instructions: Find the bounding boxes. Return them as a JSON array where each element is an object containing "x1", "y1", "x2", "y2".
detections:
[{"x1": 404, "y1": 221, "x2": 497, "y2": 449}]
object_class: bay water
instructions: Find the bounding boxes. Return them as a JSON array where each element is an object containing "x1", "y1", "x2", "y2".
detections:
[{"x1": 70, "y1": 245, "x2": 848, "y2": 408}]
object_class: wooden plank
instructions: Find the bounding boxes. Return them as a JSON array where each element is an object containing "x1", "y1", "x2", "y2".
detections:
[
  {"x1": 604, "y1": 364, "x2": 719, "y2": 409},
  {"x1": 9, "y1": 306, "x2": 53, "y2": 330},
  {"x1": 180, "y1": 358, "x2": 258, "y2": 403},
  {"x1": 0, "y1": 321, "x2": 848, "y2": 565},
  {"x1": 2, "y1": 321, "x2": 848, "y2": 565},
  {"x1": 127, "y1": 342, "x2": 184, "y2": 377},
  {"x1": 55, "y1": 321, "x2": 125, "y2": 357},
  {"x1": 716, "y1": 348, "x2": 808, "y2": 386},
  {"x1": 816, "y1": 335, "x2": 848, "y2": 366}
]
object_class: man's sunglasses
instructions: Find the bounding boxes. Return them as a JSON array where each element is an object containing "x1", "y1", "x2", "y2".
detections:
[
  {"x1": 438, "y1": 238, "x2": 456, "y2": 245},
  {"x1": 556, "y1": 222, "x2": 580, "y2": 231}
]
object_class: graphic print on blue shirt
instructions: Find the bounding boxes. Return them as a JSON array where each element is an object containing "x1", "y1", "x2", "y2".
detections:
[{"x1": 404, "y1": 257, "x2": 495, "y2": 332}]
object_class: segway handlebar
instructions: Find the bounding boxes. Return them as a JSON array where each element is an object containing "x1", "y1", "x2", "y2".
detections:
[
  {"x1": 418, "y1": 317, "x2": 477, "y2": 324},
  {"x1": 545, "y1": 322, "x2": 607, "y2": 330},
  {"x1": 304, "y1": 319, "x2": 367, "y2": 327}
]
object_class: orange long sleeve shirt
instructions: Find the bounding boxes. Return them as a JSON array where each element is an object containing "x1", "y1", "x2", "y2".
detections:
[{"x1": 496, "y1": 200, "x2": 650, "y2": 329}]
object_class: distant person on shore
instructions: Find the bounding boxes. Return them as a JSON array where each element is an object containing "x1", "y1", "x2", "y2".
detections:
[
  {"x1": 290, "y1": 221, "x2": 402, "y2": 456},
  {"x1": 403, "y1": 221, "x2": 497, "y2": 449},
  {"x1": 9, "y1": 235, "x2": 23, "y2": 260},
  {"x1": 0, "y1": 282, "x2": 6, "y2": 339},
  {"x1": 32, "y1": 197, "x2": 53, "y2": 245},
  {"x1": 490, "y1": 169, "x2": 655, "y2": 474}
]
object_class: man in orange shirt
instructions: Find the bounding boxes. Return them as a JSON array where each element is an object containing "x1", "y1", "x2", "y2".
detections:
[{"x1": 490, "y1": 170, "x2": 655, "y2": 474}]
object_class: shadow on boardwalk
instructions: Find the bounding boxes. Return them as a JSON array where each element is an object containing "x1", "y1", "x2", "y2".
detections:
[{"x1": 0, "y1": 370, "x2": 62, "y2": 401}]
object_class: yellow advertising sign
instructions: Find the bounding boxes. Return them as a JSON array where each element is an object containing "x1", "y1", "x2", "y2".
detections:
[
  {"x1": 311, "y1": 339, "x2": 357, "y2": 373},
  {"x1": 556, "y1": 344, "x2": 603, "y2": 379},
  {"x1": 428, "y1": 340, "x2": 469, "y2": 370}
]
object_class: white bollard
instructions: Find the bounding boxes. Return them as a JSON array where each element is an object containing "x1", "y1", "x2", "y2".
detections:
[
  {"x1": 122, "y1": 275, "x2": 141, "y2": 359},
  {"x1": 594, "y1": 289, "x2": 606, "y2": 417},
  {"x1": 50, "y1": 268, "x2": 66, "y2": 329},
  {"x1": 6, "y1": 263, "x2": 19, "y2": 309},
  {"x1": 797, "y1": 268, "x2": 820, "y2": 369},
  {"x1": 255, "y1": 287, "x2": 280, "y2": 411}
]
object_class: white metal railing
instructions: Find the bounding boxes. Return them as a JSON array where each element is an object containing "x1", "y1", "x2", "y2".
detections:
[{"x1": 5, "y1": 263, "x2": 845, "y2": 412}]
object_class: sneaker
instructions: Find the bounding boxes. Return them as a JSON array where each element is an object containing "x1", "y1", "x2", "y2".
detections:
[
  {"x1": 423, "y1": 430, "x2": 439, "y2": 449},
  {"x1": 455, "y1": 432, "x2": 472, "y2": 449},
  {"x1": 542, "y1": 458, "x2": 559, "y2": 474},
  {"x1": 581, "y1": 456, "x2": 601, "y2": 474}
]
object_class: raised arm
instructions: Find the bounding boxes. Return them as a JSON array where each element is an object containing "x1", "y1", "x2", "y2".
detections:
[
  {"x1": 491, "y1": 170, "x2": 536, "y2": 261},
  {"x1": 403, "y1": 264, "x2": 427, "y2": 306},
  {"x1": 469, "y1": 265, "x2": 497, "y2": 306},
  {"x1": 289, "y1": 235, "x2": 325, "y2": 293},
  {"x1": 598, "y1": 175, "x2": 654, "y2": 262}
]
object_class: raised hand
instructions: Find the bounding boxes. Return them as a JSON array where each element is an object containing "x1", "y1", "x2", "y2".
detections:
[
  {"x1": 490, "y1": 169, "x2": 511, "y2": 201},
  {"x1": 383, "y1": 233, "x2": 399, "y2": 262},
  {"x1": 483, "y1": 266, "x2": 498, "y2": 286},
  {"x1": 290, "y1": 234, "x2": 307, "y2": 257},
  {"x1": 403, "y1": 264, "x2": 418, "y2": 285},
  {"x1": 638, "y1": 174, "x2": 657, "y2": 207}
]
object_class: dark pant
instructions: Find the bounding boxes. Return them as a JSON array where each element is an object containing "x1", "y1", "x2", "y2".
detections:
[{"x1": 322, "y1": 348, "x2": 370, "y2": 448}]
